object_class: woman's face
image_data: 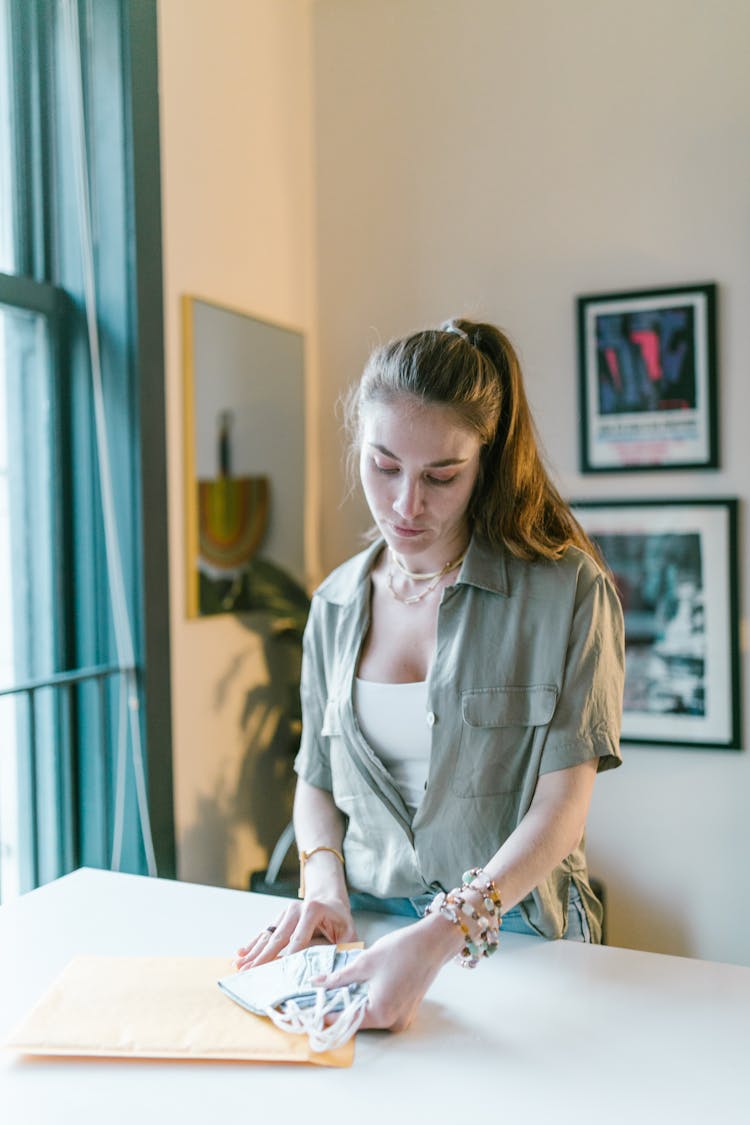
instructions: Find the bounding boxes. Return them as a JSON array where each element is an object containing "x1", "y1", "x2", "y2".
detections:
[{"x1": 359, "y1": 396, "x2": 482, "y2": 566}]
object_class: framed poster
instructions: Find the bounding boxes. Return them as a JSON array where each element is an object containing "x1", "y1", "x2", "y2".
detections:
[
  {"x1": 573, "y1": 498, "x2": 741, "y2": 750},
  {"x1": 577, "y1": 283, "x2": 717, "y2": 472}
]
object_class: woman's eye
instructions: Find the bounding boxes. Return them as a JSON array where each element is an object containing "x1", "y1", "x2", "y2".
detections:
[
  {"x1": 373, "y1": 460, "x2": 398, "y2": 475},
  {"x1": 426, "y1": 474, "x2": 456, "y2": 486}
]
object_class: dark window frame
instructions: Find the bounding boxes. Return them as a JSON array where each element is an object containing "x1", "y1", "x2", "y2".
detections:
[{"x1": 0, "y1": 0, "x2": 174, "y2": 891}]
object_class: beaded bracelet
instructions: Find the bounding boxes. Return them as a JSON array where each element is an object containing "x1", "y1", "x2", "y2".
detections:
[
  {"x1": 426, "y1": 879, "x2": 502, "y2": 969},
  {"x1": 462, "y1": 868, "x2": 503, "y2": 918},
  {"x1": 427, "y1": 894, "x2": 481, "y2": 969},
  {"x1": 459, "y1": 868, "x2": 502, "y2": 964},
  {"x1": 447, "y1": 893, "x2": 499, "y2": 968}
]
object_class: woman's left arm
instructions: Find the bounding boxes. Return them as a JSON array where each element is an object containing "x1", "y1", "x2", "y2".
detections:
[
  {"x1": 480, "y1": 757, "x2": 598, "y2": 912},
  {"x1": 315, "y1": 758, "x2": 597, "y2": 1032}
]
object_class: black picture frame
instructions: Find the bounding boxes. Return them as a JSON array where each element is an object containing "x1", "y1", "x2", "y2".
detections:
[
  {"x1": 572, "y1": 498, "x2": 741, "y2": 750},
  {"x1": 576, "y1": 283, "x2": 718, "y2": 472}
]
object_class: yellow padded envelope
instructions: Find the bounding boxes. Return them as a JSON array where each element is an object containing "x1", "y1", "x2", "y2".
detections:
[{"x1": 4, "y1": 956, "x2": 354, "y2": 1068}]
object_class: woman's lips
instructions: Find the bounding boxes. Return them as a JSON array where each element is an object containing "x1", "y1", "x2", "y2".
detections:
[{"x1": 390, "y1": 524, "x2": 425, "y2": 538}]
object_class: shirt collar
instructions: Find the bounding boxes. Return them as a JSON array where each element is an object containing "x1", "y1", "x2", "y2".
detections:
[
  {"x1": 314, "y1": 538, "x2": 383, "y2": 606},
  {"x1": 456, "y1": 533, "x2": 510, "y2": 596},
  {"x1": 316, "y1": 532, "x2": 510, "y2": 606}
]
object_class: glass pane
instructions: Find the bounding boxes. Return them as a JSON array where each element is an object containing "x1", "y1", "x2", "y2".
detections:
[
  {"x1": 0, "y1": 307, "x2": 13, "y2": 685},
  {"x1": 0, "y1": 694, "x2": 21, "y2": 900},
  {"x1": 0, "y1": 302, "x2": 57, "y2": 681},
  {"x1": 0, "y1": 0, "x2": 17, "y2": 273},
  {"x1": 0, "y1": 301, "x2": 59, "y2": 900}
]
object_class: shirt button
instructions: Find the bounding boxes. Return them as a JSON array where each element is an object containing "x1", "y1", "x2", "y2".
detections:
[{"x1": 426, "y1": 711, "x2": 436, "y2": 726}]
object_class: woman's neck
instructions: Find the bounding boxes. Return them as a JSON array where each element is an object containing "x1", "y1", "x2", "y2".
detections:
[{"x1": 389, "y1": 533, "x2": 471, "y2": 579}]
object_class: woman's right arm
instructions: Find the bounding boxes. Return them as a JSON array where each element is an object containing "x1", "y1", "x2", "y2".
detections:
[{"x1": 234, "y1": 778, "x2": 356, "y2": 970}]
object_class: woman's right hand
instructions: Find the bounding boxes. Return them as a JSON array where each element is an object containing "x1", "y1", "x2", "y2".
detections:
[{"x1": 233, "y1": 893, "x2": 357, "y2": 971}]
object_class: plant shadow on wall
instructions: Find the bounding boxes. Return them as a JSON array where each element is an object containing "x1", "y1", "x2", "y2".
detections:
[{"x1": 182, "y1": 558, "x2": 310, "y2": 889}]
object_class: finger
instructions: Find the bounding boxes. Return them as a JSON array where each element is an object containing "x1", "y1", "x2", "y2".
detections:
[
  {"x1": 322, "y1": 1002, "x2": 370, "y2": 1030},
  {"x1": 234, "y1": 906, "x2": 290, "y2": 960},
  {"x1": 239, "y1": 928, "x2": 292, "y2": 969},
  {"x1": 284, "y1": 928, "x2": 321, "y2": 955},
  {"x1": 318, "y1": 918, "x2": 360, "y2": 945},
  {"x1": 281, "y1": 913, "x2": 329, "y2": 957},
  {"x1": 258, "y1": 901, "x2": 328, "y2": 960},
  {"x1": 287, "y1": 911, "x2": 358, "y2": 956},
  {"x1": 236, "y1": 929, "x2": 273, "y2": 955},
  {"x1": 320, "y1": 997, "x2": 385, "y2": 1033},
  {"x1": 312, "y1": 957, "x2": 367, "y2": 990},
  {"x1": 234, "y1": 937, "x2": 273, "y2": 970},
  {"x1": 236, "y1": 913, "x2": 299, "y2": 969},
  {"x1": 236, "y1": 932, "x2": 275, "y2": 956},
  {"x1": 357, "y1": 1006, "x2": 410, "y2": 1033},
  {"x1": 355, "y1": 1006, "x2": 378, "y2": 1031},
  {"x1": 234, "y1": 923, "x2": 282, "y2": 965}
]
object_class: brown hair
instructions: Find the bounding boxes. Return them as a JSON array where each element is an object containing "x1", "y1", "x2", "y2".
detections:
[{"x1": 346, "y1": 317, "x2": 603, "y2": 565}]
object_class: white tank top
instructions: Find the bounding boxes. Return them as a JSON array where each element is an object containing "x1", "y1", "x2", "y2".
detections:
[{"x1": 353, "y1": 678, "x2": 431, "y2": 811}]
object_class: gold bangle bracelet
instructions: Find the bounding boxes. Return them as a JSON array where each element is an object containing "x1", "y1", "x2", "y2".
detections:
[{"x1": 298, "y1": 845, "x2": 345, "y2": 899}]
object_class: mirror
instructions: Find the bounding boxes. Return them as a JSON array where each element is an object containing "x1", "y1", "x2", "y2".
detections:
[{"x1": 182, "y1": 296, "x2": 305, "y2": 618}]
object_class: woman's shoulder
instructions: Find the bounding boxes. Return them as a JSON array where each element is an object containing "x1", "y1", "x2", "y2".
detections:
[
  {"x1": 469, "y1": 535, "x2": 606, "y2": 594},
  {"x1": 498, "y1": 546, "x2": 621, "y2": 637},
  {"x1": 527, "y1": 545, "x2": 612, "y2": 594},
  {"x1": 519, "y1": 545, "x2": 622, "y2": 619},
  {"x1": 313, "y1": 539, "x2": 384, "y2": 606},
  {"x1": 548, "y1": 543, "x2": 606, "y2": 584}
]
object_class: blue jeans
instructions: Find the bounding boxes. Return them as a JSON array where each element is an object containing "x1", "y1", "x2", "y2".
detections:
[
  {"x1": 350, "y1": 882, "x2": 592, "y2": 942},
  {"x1": 500, "y1": 883, "x2": 592, "y2": 941}
]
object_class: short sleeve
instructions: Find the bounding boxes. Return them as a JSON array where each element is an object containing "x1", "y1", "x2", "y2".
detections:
[
  {"x1": 540, "y1": 568, "x2": 625, "y2": 775},
  {"x1": 293, "y1": 596, "x2": 334, "y2": 791}
]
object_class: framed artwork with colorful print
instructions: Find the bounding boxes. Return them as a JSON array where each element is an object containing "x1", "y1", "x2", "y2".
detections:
[{"x1": 577, "y1": 283, "x2": 717, "y2": 472}]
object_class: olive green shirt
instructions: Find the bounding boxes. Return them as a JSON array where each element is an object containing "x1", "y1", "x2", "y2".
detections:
[{"x1": 294, "y1": 534, "x2": 624, "y2": 941}]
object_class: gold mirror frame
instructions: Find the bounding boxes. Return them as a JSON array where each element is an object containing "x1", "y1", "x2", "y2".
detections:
[{"x1": 182, "y1": 296, "x2": 305, "y2": 618}]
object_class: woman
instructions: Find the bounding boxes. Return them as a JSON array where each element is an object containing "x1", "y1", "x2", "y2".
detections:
[{"x1": 235, "y1": 319, "x2": 624, "y2": 1032}]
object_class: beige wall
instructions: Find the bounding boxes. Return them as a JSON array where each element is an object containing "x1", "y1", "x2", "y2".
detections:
[
  {"x1": 159, "y1": 0, "x2": 750, "y2": 966},
  {"x1": 158, "y1": 0, "x2": 317, "y2": 890},
  {"x1": 312, "y1": 0, "x2": 750, "y2": 965}
]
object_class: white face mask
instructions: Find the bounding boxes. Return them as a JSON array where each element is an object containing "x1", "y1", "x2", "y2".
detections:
[{"x1": 218, "y1": 946, "x2": 367, "y2": 1052}]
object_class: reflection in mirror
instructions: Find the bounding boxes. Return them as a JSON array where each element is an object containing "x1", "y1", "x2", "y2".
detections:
[{"x1": 182, "y1": 297, "x2": 305, "y2": 618}]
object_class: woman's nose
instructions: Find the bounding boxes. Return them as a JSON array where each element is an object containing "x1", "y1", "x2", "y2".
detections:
[{"x1": 393, "y1": 476, "x2": 423, "y2": 519}]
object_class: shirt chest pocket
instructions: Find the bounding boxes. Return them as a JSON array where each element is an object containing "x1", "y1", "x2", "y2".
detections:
[{"x1": 452, "y1": 685, "x2": 558, "y2": 797}]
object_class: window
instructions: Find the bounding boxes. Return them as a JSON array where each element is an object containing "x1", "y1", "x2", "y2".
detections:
[{"x1": 0, "y1": 0, "x2": 174, "y2": 901}]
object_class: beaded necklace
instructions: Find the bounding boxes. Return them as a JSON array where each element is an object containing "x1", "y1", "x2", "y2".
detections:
[
  {"x1": 389, "y1": 548, "x2": 466, "y2": 582},
  {"x1": 386, "y1": 549, "x2": 466, "y2": 606}
]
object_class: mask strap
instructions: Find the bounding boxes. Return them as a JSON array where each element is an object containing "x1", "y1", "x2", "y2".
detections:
[{"x1": 266, "y1": 986, "x2": 368, "y2": 1053}]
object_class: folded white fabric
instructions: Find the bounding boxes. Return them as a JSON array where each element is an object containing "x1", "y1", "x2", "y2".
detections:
[{"x1": 218, "y1": 946, "x2": 368, "y2": 1052}]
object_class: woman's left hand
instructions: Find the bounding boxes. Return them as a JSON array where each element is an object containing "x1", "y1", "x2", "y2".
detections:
[{"x1": 313, "y1": 912, "x2": 464, "y2": 1033}]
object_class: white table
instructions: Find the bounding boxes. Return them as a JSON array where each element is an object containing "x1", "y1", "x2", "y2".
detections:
[{"x1": 1, "y1": 869, "x2": 748, "y2": 1124}]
